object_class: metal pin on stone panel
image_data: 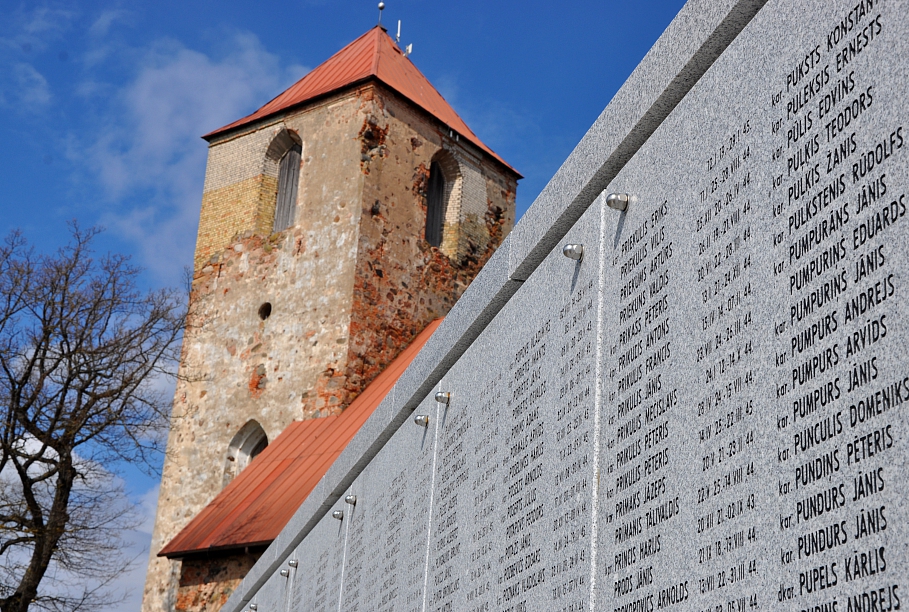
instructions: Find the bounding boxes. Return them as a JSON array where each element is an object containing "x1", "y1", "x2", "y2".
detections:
[
  {"x1": 434, "y1": 391, "x2": 451, "y2": 404},
  {"x1": 606, "y1": 193, "x2": 629, "y2": 211},
  {"x1": 288, "y1": 559, "x2": 298, "y2": 568},
  {"x1": 249, "y1": 605, "x2": 257, "y2": 611},
  {"x1": 562, "y1": 244, "x2": 583, "y2": 260},
  {"x1": 345, "y1": 495, "x2": 357, "y2": 506},
  {"x1": 414, "y1": 414, "x2": 430, "y2": 427},
  {"x1": 280, "y1": 569, "x2": 290, "y2": 577},
  {"x1": 332, "y1": 510, "x2": 344, "y2": 520}
]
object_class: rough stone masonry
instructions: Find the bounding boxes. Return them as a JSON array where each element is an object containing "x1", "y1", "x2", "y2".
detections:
[{"x1": 141, "y1": 71, "x2": 518, "y2": 612}]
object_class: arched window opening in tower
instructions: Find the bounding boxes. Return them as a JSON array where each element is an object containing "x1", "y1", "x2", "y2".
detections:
[
  {"x1": 223, "y1": 420, "x2": 269, "y2": 488},
  {"x1": 425, "y1": 160, "x2": 446, "y2": 247},
  {"x1": 274, "y1": 143, "x2": 302, "y2": 232}
]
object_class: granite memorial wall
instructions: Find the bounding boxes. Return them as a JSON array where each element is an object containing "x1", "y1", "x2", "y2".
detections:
[{"x1": 228, "y1": 0, "x2": 909, "y2": 610}]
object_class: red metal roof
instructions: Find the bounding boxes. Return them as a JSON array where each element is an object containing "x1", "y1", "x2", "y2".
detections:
[
  {"x1": 204, "y1": 26, "x2": 519, "y2": 176},
  {"x1": 159, "y1": 318, "x2": 444, "y2": 558}
]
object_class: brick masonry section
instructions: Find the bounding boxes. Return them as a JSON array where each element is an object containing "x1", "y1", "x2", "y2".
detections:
[{"x1": 194, "y1": 174, "x2": 279, "y2": 269}]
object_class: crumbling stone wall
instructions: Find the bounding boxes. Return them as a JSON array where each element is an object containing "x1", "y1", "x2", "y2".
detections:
[
  {"x1": 143, "y1": 88, "x2": 367, "y2": 612},
  {"x1": 142, "y1": 82, "x2": 517, "y2": 612},
  {"x1": 345, "y1": 85, "x2": 517, "y2": 405},
  {"x1": 174, "y1": 552, "x2": 263, "y2": 612}
]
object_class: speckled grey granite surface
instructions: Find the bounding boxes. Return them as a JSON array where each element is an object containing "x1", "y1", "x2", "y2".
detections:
[
  {"x1": 424, "y1": 199, "x2": 604, "y2": 612},
  {"x1": 286, "y1": 500, "x2": 346, "y2": 612},
  {"x1": 596, "y1": 0, "x2": 908, "y2": 609},
  {"x1": 337, "y1": 392, "x2": 438, "y2": 612},
  {"x1": 225, "y1": 0, "x2": 909, "y2": 610}
]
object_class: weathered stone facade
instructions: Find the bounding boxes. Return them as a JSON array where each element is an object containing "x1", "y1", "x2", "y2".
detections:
[
  {"x1": 141, "y1": 79, "x2": 517, "y2": 612},
  {"x1": 174, "y1": 552, "x2": 263, "y2": 612}
]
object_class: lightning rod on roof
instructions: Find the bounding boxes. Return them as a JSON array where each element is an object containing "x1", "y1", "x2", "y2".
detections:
[
  {"x1": 377, "y1": 2, "x2": 385, "y2": 25},
  {"x1": 396, "y1": 20, "x2": 401, "y2": 44}
]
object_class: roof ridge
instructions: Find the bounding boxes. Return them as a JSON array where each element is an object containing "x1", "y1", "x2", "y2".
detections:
[{"x1": 371, "y1": 26, "x2": 382, "y2": 75}]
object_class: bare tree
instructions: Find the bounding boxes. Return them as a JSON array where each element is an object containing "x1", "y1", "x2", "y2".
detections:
[{"x1": 0, "y1": 226, "x2": 185, "y2": 612}]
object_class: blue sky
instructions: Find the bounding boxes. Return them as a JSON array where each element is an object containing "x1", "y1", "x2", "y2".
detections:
[{"x1": 0, "y1": 0, "x2": 685, "y2": 608}]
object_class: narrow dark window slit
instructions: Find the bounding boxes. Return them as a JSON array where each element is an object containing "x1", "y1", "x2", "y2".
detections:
[
  {"x1": 425, "y1": 160, "x2": 446, "y2": 247},
  {"x1": 274, "y1": 143, "x2": 302, "y2": 232}
]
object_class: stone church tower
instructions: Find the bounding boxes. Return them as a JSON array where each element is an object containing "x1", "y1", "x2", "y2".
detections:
[{"x1": 140, "y1": 25, "x2": 519, "y2": 612}]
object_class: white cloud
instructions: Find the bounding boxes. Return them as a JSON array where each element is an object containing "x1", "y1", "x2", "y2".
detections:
[
  {"x1": 20, "y1": 6, "x2": 75, "y2": 37},
  {"x1": 11, "y1": 62, "x2": 51, "y2": 106},
  {"x1": 89, "y1": 9, "x2": 128, "y2": 38},
  {"x1": 0, "y1": 6, "x2": 73, "y2": 110},
  {"x1": 79, "y1": 32, "x2": 308, "y2": 282},
  {"x1": 136, "y1": 484, "x2": 160, "y2": 535},
  {"x1": 0, "y1": 5, "x2": 75, "y2": 54}
]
